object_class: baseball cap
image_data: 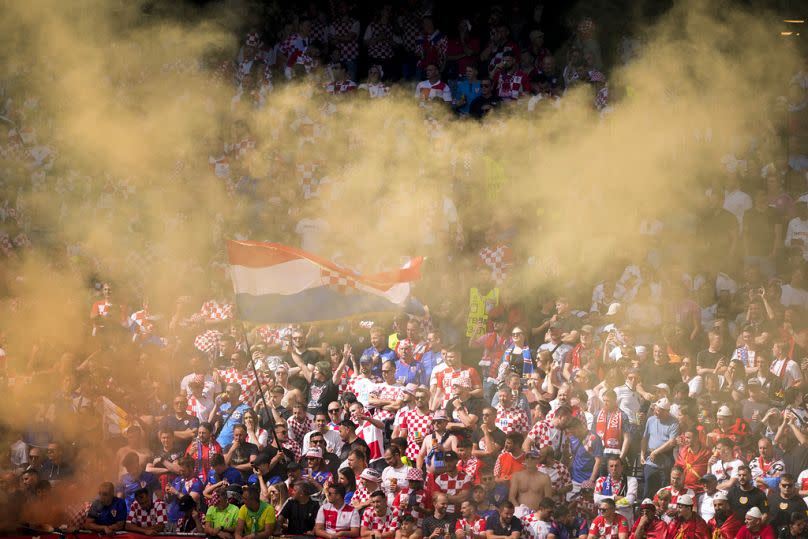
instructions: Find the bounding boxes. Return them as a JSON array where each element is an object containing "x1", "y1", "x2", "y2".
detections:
[
  {"x1": 677, "y1": 494, "x2": 694, "y2": 506},
  {"x1": 655, "y1": 398, "x2": 671, "y2": 411},
  {"x1": 360, "y1": 468, "x2": 381, "y2": 482},
  {"x1": 403, "y1": 383, "x2": 419, "y2": 395},
  {"x1": 406, "y1": 468, "x2": 424, "y2": 481},
  {"x1": 606, "y1": 302, "x2": 622, "y2": 316},
  {"x1": 640, "y1": 498, "x2": 655, "y2": 508},
  {"x1": 580, "y1": 324, "x2": 594, "y2": 334},
  {"x1": 305, "y1": 448, "x2": 323, "y2": 459},
  {"x1": 444, "y1": 450, "x2": 459, "y2": 461},
  {"x1": 717, "y1": 405, "x2": 733, "y2": 417},
  {"x1": 698, "y1": 473, "x2": 718, "y2": 484},
  {"x1": 652, "y1": 383, "x2": 670, "y2": 393},
  {"x1": 746, "y1": 507, "x2": 763, "y2": 519},
  {"x1": 359, "y1": 354, "x2": 373, "y2": 365}
]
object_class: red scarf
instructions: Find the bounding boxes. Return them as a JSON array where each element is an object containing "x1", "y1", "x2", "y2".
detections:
[{"x1": 596, "y1": 409, "x2": 623, "y2": 450}]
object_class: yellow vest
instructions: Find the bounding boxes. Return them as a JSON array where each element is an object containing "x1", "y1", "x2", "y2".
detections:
[{"x1": 466, "y1": 287, "x2": 500, "y2": 337}]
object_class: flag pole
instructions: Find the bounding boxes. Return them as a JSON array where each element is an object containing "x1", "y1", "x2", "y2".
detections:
[{"x1": 238, "y1": 321, "x2": 285, "y2": 457}]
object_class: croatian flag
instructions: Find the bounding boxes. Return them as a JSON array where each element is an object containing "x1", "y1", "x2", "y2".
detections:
[{"x1": 227, "y1": 240, "x2": 424, "y2": 323}]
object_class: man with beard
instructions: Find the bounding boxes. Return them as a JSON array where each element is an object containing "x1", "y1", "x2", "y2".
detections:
[
  {"x1": 664, "y1": 494, "x2": 710, "y2": 539},
  {"x1": 728, "y1": 465, "x2": 768, "y2": 520},
  {"x1": 767, "y1": 474, "x2": 807, "y2": 530},
  {"x1": 708, "y1": 492, "x2": 744, "y2": 539},
  {"x1": 628, "y1": 499, "x2": 666, "y2": 539}
]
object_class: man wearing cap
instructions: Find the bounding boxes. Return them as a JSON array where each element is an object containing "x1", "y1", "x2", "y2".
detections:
[
  {"x1": 728, "y1": 465, "x2": 768, "y2": 521},
  {"x1": 629, "y1": 499, "x2": 666, "y2": 539},
  {"x1": 736, "y1": 507, "x2": 775, "y2": 539},
  {"x1": 418, "y1": 410, "x2": 451, "y2": 473},
  {"x1": 353, "y1": 468, "x2": 382, "y2": 512},
  {"x1": 710, "y1": 437, "x2": 745, "y2": 490},
  {"x1": 641, "y1": 398, "x2": 679, "y2": 498},
  {"x1": 304, "y1": 447, "x2": 333, "y2": 488},
  {"x1": 766, "y1": 473, "x2": 807, "y2": 530},
  {"x1": 708, "y1": 492, "x2": 744, "y2": 539},
  {"x1": 435, "y1": 450, "x2": 473, "y2": 518},
  {"x1": 696, "y1": 474, "x2": 721, "y2": 521},
  {"x1": 314, "y1": 483, "x2": 361, "y2": 539},
  {"x1": 509, "y1": 450, "x2": 553, "y2": 516},
  {"x1": 665, "y1": 494, "x2": 710, "y2": 539},
  {"x1": 393, "y1": 467, "x2": 429, "y2": 527},
  {"x1": 676, "y1": 429, "x2": 712, "y2": 491}
]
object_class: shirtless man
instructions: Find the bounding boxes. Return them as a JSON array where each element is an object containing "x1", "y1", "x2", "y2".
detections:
[{"x1": 508, "y1": 450, "x2": 553, "y2": 517}]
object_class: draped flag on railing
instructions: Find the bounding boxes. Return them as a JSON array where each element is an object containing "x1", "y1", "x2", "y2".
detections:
[{"x1": 227, "y1": 240, "x2": 424, "y2": 323}]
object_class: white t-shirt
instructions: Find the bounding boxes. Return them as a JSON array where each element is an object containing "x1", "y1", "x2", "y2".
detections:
[
  {"x1": 785, "y1": 217, "x2": 808, "y2": 260},
  {"x1": 381, "y1": 464, "x2": 409, "y2": 504},
  {"x1": 780, "y1": 284, "x2": 808, "y2": 310},
  {"x1": 723, "y1": 189, "x2": 752, "y2": 231},
  {"x1": 770, "y1": 358, "x2": 803, "y2": 389},
  {"x1": 711, "y1": 459, "x2": 744, "y2": 483}
]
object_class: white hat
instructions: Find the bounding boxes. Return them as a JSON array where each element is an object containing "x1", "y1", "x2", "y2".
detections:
[
  {"x1": 713, "y1": 492, "x2": 729, "y2": 501},
  {"x1": 652, "y1": 383, "x2": 670, "y2": 393},
  {"x1": 746, "y1": 507, "x2": 763, "y2": 520},
  {"x1": 717, "y1": 405, "x2": 733, "y2": 417},
  {"x1": 640, "y1": 498, "x2": 655, "y2": 508},
  {"x1": 305, "y1": 448, "x2": 323, "y2": 459},
  {"x1": 606, "y1": 302, "x2": 622, "y2": 316},
  {"x1": 655, "y1": 398, "x2": 671, "y2": 411},
  {"x1": 677, "y1": 494, "x2": 694, "y2": 506}
]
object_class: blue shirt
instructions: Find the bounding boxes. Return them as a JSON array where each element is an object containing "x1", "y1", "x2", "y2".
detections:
[
  {"x1": 216, "y1": 402, "x2": 250, "y2": 447},
  {"x1": 569, "y1": 432, "x2": 604, "y2": 483},
  {"x1": 455, "y1": 79, "x2": 482, "y2": 114},
  {"x1": 361, "y1": 346, "x2": 397, "y2": 378},
  {"x1": 168, "y1": 476, "x2": 204, "y2": 522},
  {"x1": 549, "y1": 516, "x2": 588, "y2": 539},
  {"x1": 421, "y1": 350, "x2": 443, "y2": 383},
  {"x1": 395, "y1": 359, "x2": 427, "y2": 386},
  {"x1": 207, "y1": 466, "x2": 244, "y2": 486},
  {"x1": 88, "y1": 497, "x2": 127, "y2": 525},
  {"x1": 118, "y1": 471, "x2": 159, "y2": 511},
  {"x1": 643, "y1": 414, "x2": 678, "y2": 466}
]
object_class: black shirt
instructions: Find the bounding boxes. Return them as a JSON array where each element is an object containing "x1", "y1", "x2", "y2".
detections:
[
  {"x1": 307, "y1": 379, "x2": 339, "y2": 416},
  {"x1": 340, "y1": 437, "x2": 371, "y2": 461},
  {"x1": 485, "y1": 514, "x2": 523, "y2": 536},
  {"x1": 469, "y1": 95, "x2": 503, "y2": 118},
  {"x1": 768, "y1": 493, "x2": 808, "y2": 530},
  {"x1": 783, "y1": 444, "x2": 808, "y2": 476},
  {"x1": 423, "y1": 514, "x2": 453, "y2": 538},
  {"x1": 728, "y1": 484, "x2": 768, "y2": 519},
  {"x1": 162, "y1": 415, "x2": 200, "y2": 450},
  {"x1": 696, "y1": 349, "x2": 725, "y2": 370},
  {"x1": 280, "y1": 498, "x2": 320, "y2": 534}
]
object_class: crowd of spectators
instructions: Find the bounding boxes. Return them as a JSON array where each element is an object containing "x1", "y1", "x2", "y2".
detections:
[{"x1": 2, "y1": 1, "x2": 808, "y2": 539}]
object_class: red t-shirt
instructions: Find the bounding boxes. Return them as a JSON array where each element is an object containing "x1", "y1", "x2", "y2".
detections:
[{"x1": 589, "y1": 514, "x2": 629, "y2": 539}]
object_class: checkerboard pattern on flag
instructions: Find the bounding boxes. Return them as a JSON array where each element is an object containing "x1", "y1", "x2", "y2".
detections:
[{"x1": 227, "y1": 241, "x2": 424, "y2": 323}]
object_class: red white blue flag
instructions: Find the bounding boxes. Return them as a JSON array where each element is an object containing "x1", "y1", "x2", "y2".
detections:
[{"x1": 227, "y1": 240, "x2": 424, "y2": 323}]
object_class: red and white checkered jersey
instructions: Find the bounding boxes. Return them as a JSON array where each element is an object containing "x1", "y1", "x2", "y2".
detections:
[
  {"x1": 316, "y1": 501, "x2": 360, "y2": 533},
  {"x1": 364, "y1": 22, "x2": 395, "y2": 59},
  {"x1": 458, "y1": 457, "x2": 482, "y2": 484},
  {"x1": 537, "y1": 461, "x2": 571, "y2": 491},
  {"x1": 324, "y1": 80, "x2": 358, "y2": 94},
  {"x1": 280, "y1": 33, "x2": 311, "y2": 67},
  {"x1": 127, "y1": 499, "x2": 168, "y2": 528},
  {"x1": 283, "y1": 438, "x2": 302, "y2": 461},
  {"x1": 370, "y1": 382, "x2": 404, "y2": 422},
  {"x1": 416, "y1": 31, "x2": 448, "y2": 69},
  {"x1": 588, "y1": 514, "x2": 629, "y2": 539},
  {"x1": 433, "y1": 471, "x2": 473, "y2": 513},
  {"x1": 130, "y1": 309, "x2": 154, "y2": 334},
  {"x1": 194, "y1": 329, "x2": 223, "y2": 354},
  {"x1": 287, "y1": 414, "x2": 315, "y2": 446},
  {"x1": 353, "y1": 482, "x2": 374, "y2": 507},
  {"x1": 521, "y1": 513, "x2": 554, "y2": 539},
  {"x1": 434, "y1": 368, "x2": 481, "y2": 407},
  {"x1": 199, "y1": 300, "x2": 234, "y2": 321},
  {"x1": 479, "y1": 244, "x2": 513, "y2": 285},
  {"x1": 495, "y1": 405, "x2": 530, "y2": 435},
  {"x1": 415, "y1": 80, "x2": 452, "y2": 102},
  {"x1": 66, "y1": 501, "x2": 91, "y2": 531},
  {"x1": 526, "y1": 419, "x2": 562, "y2": 452},
  {"x1": 457, "y1": 517, "x2": 487, "y2": 536},
  {"x1": 494, "y1": 70, "x2": 531, "y2": 100},
  {"x1": 399, "y1": 408, "x2": 434, "y2": 460},
  {"x1": 217, "y1": 367, "x2": 271, "y2": 406},
  {"x1": 397, "y1": 13, "x2": 422, "y2": 55},
  {"x1": 328, "y1": 18, "x2": 360, "y2": 61},
  {"x1": 395, "y1": 338, "x2": 429, "y2": 361},
  {"x1": 361, "y1": 505, "x2": 400, "y2": 533},
  {"x1": 393, "y1": 487, "x2": 430, "y2": 527}
]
